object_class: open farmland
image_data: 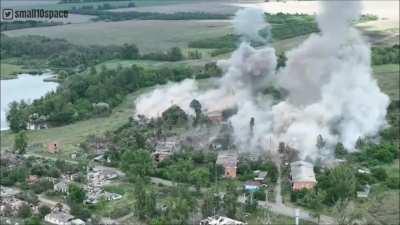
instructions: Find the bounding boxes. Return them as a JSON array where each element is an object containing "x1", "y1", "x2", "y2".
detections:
[
  {"x1": 110, "y1": 1, "x2": 239, "y2": 14},
  {"x1": 4, "y1": 20, "x2": 232, "y2": 53},
  {"x1": 0, "y1": 0, "x2": 205, "y2": 10}
]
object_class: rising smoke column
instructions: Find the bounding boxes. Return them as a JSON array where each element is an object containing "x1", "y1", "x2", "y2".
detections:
[
  {"x1": 272, "y1": 1, "x2": 389, "y2": 159},
  {"x1": 134, "y1": 3, "x2": 389, "y2": 161}
]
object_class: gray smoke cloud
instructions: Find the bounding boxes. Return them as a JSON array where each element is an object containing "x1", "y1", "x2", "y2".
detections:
[
  {"x1": 271, "y1": 1, "x2": 389, "y2": 159},
  {"x1": 232, "y1": 7, "x2": 270, "y2": 42},
  {"x1": 135, "y1": 2, "x2": 389, "y2": 161}
]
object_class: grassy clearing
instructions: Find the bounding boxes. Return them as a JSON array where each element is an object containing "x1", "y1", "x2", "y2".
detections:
[
  {"x1": 372, "y1": 64, "x2": 400, "y2": 101},
  {"x1": 0, "y1": 63, "x2": 26, "y2": 79},
  {"x1": 0, "y1": 87, "x2": 151, "y2": 159},
  {"x1": 4, "y1": 20, "x2": 232, "y2": 53}
]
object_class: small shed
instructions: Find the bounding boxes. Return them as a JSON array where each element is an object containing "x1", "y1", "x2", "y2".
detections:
[{"x1": 48, "y1": 142, "x2": 61, "y2": 154}]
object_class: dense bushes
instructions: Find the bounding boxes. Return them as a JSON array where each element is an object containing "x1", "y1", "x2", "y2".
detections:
[
  {"x1": 266, "y1": 13, "x2": 319, "y2": 40},
  {"x1": 372, "y1": 45, "x2": 400, "y2": 65}
]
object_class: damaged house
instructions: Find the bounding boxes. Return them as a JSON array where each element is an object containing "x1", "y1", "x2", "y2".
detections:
[
  {"x1": 216, "y1": 152, "x2": 238, "y2": 178},
  {"x1": 290, "y1": 161, "x2": 316, "y2": 191},
  {"x1": 152, "y1": 139, "x2": 178, "y2": 163}
]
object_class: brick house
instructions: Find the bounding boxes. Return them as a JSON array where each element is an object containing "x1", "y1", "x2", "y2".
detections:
[
  {"x1": 216, "y1": 152, "x2": 238, "y2": 178},
  {"x1": 290, "y1": 161, "x2": 316, "y2": 191}
]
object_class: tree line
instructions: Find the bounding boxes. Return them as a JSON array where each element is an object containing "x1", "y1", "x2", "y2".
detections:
[
  {"x1": 6, "y1": 62, "x2": 221, "y2": 132},
  {"x1": 1, "y1": 34, "x2": 185, "y2": 71},
  {"x1": 0, "y1": 21, "x2": 64, "y2": 31},
  {"x1": 71, "y1": 9, "x2": 231, "y2": 21},
  {"x1": 372, "y1": 45, "x2": 399, "y2": 65},
  {"x1": 59, "y1": 0, "x2": 131, "y2": 3}
]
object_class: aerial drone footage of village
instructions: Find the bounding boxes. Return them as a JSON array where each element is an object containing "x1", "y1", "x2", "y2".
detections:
[{"x1": 0, "y1": 0, "x2": 399, "y2": 225}]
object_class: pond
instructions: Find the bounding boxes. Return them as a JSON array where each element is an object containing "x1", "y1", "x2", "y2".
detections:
[{"x1": 1, "y1": 73, "x2": 59, "y2": 131}]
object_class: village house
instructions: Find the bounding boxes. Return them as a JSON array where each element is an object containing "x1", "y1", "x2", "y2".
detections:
[
  {"x1": 54, "y1": 180, "x2": 69, "y2": 193},
  {"x1": 45, "y1": 211, "x2": 74, "y2": 225},
  {"x1": 216, "y1": 152, "x2": 238, "y2": 178},
  {"x1": 290, "y1": 161, "x2": 317, "y2": 191},
  {"x1": 85, "y1": 187, "x2": 122, "y2": 204},
  {"x1": 253, "y1": 170, "x2": 268, "y2": 183},
  {"x1": 152, "y1": 140, "x2": 177, "y2": 163},
  {"x1": 244, "y1": 180, "x2": 261, "y2": 192},
  {"x1": 44, "y1": 206, "x2": 78, "y2": 225},
  {"x1": 87, "y1": 166, "x2": 122, "y2": 187},
  {"x1": 200, "y1": 216, "x2": 247, "y2": 225}
]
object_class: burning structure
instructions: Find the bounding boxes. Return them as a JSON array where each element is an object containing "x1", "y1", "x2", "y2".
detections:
[{"x1": 134, "y1": 2, "x2": 389, "y2": 165}]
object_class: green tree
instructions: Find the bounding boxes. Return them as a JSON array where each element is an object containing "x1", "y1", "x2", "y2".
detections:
[
  {"x1": 334, "y1": 142, "x2": 347, "y2": 158},
  {"x1": 318, "y1": 165, "x2": 357, "y2": 205},
  {"x1": 162, "y1": 105, "x2": 188, "y2": 125},
  {"x1": 223, "y1": 181, "x2": 239, "y2": 218},
  {"x1": 23, "y1": 216, "x2": 42, "y2": 225},
  {"x1": 121, "y1": 43, "x2": 139, "y2": 59},
  {"x1": 7, "y1": 101, "x2": 29, "y2": 133},
  {"x1": 167, "y1": 47, "x2": 184, "y2": 61},
  {"x1": 134, "y1": 179, "x2": 156, "y2": 220},
  {"x1": 14, "y1": 131, "x2": 28, "y2": 154},
  {"x1": 68, "y1": 183, "x2": 86, "y2": 204},
  {"x1": 190, "y1": 167, "x2": 210, "y2": 190},
  {"x1": 38, "y1": 205, "x2": 51, "y2": 218},
  {"x1": 201, "y1": 188, "x2": 221, "y2": 217},
  {"x1": 17, "y1": 203, "x2": 32, "y2": 218},
  {"x1": 120, "y1": 149, "x2": 153, "y2": 179},
  {"x1": 371, "y1": 167, "x2": 388, "y2": 182},
  {"x1": 189, "y1": 99, "x2": 202, "y2": 126}
]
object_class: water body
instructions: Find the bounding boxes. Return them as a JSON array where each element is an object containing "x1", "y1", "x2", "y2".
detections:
[{"x1": 1, "y1": 73, "x2": 59, "y2": 131}]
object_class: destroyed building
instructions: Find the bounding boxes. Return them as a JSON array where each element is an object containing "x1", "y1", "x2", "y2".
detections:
[
  {"x1": 152, "y1": 138, "x2": 178, "y2": 163},
  {"x1": 290, "y1": 161, "x2": 317, "y2": 191},
  {"x1": 216, "y1": 152, "x2": 238, "y2": 178}
]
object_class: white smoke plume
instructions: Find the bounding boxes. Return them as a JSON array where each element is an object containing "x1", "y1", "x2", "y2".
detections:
[
  {"x1": 271, "y1": 1, "x2": 389, "y2": 159},
  {"x1": 135, "y1": 2, "x2": 389, "y2": 161},
  {"x1": 232, "y1": 7, "x2": 270, "y2": 42}
]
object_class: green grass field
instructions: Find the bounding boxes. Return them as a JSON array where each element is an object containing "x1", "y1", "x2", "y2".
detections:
[
  {"x1": 4, "y1": 20, "x2": 232, "y2": 53},
  {"x1": 0, "y1": 63, "x2": 27, "y2": 79},
  {"x1": 1, "y1": 0, "x2": 200, "y2": 10},
  {"x1": 373, "y1": 64, "x2": 400, "y2": 101}
]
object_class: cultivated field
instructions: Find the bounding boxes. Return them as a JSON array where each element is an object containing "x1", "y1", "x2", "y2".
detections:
[
  {"x1": 110, "y1": 1, "x2": 239, "y2": 14},
  {"x1": 4, "y1": 20, "x2": 232, "y2": 53},
  {"x1": 0, "y1": 0, "x2": 204, "y2": 10}
]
